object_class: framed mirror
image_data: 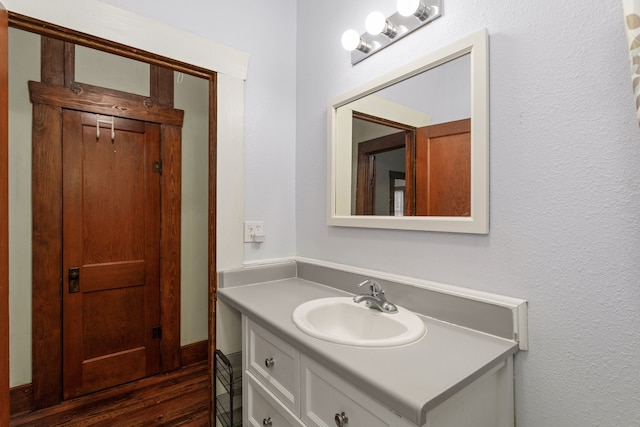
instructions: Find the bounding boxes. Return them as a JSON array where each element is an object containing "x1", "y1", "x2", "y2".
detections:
[{"x1": 327, "y1": 29, "x2": 489, "y2": 233}]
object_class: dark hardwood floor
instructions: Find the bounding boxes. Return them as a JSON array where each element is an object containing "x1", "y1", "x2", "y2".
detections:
[{"x1": 10, "y1": 361, "x2": 210, "y2": 426}]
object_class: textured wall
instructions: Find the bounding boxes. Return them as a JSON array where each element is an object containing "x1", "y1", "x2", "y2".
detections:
[
  {"x1": 296, "y1": 0, "x2": 640, "y2": 425},
  {"x1": 100, "y1": 0, "x2": 298, "y2": 263}
]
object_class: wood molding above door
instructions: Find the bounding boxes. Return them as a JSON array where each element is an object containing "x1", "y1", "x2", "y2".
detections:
[{"x1": 28, "y1": 81, "x2": 184, "y2": 126}]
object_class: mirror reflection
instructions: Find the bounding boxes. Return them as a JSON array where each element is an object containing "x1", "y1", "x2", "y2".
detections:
[{"x1": 346, "y1": 54, "x2": 471, "y2": 217}]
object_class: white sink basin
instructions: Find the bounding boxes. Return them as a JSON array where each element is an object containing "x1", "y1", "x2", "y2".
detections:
[{"x1": 292, "y1": 297, "x2": 426, "y2": 347}]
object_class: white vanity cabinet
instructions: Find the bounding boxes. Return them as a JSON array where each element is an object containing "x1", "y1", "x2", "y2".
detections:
[
  {"x1": 242, "y1": 315, "x2": 515, "y2": 427},
  {"x1": 245, "y1": 319, "x2": 300, "y2": 413},
  {"x1": 300, "y1": 355, "x2": 395, "y2": 427},
  {"x1": 245, "y1": 373, "x2": 304, "y2": 427}
]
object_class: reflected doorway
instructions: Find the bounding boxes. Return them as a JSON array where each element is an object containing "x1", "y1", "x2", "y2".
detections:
[
  {"x1": 353, "y1": 114, "x2": 471, "y2": 217},
  {"x1": 353, "y1": 115, "x2": 415, "y2": 216}
]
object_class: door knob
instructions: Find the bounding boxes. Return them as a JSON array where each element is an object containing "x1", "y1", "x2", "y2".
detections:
[
  {"x1": 335, "y1": 412, "x2": 349, "y2": 426},
  {"x1": 262, "y1": 417, "x2": 273, "y2": 426},
  {"x1": 68, "y1": 267, "x2": 80, "y2": 293},
  {"x1": 265, "y1": 357, "x2": 275, "y2": 369}
]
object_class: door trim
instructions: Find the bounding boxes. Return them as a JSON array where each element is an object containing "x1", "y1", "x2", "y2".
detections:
[
  {"x1": 0, "y1": 4, "x2": 10, "y2": 425},
  {"x1": 9, "y1": 13, "x2": 217, "y2": 414},
  {"x1": 3, "y1": 0, "x2": 248, "y2": 80},
  {"x1": 30, "y1": 79, "x2": 184, "y2": 408},
  {"x1": 28, "y1": 81, "x2": 185, "y2": 126},
  {"x1": 355, "y1": 131, "x2": 414, "y2": 216},
  {"x1": 5, "y1": 12, "x2": 224, "y2": 423}
]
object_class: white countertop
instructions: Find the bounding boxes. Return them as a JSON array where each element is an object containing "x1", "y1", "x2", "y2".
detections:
[{"x1": 218, "y1": 278, "x2": 518, "y2": 425}]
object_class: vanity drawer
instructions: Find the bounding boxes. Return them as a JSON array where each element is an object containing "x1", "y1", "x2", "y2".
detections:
[
  {"x1": 245, "y1": 372, "x2": 305, "y2": 427},
  {"x1": 300, "y1": 355, "x2": 391, "y2": 427},
  {"x1": 245, "y1": 318, "x2": 300, "y2": 414}
]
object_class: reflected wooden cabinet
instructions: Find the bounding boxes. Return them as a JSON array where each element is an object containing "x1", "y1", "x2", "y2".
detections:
[{"x1": 415, "y1": 118, "x2": 471, "y2": 216}]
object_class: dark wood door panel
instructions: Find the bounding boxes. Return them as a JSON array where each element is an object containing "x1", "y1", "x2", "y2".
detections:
[
  {"x1": 82, "y1": 286, "x2": 146, "y2": 359},
  {"x1": 81, "y1": 347, "x2": 147, "y2": 395},
  {"x1": 82, "y1": 261, "x2": 146, "y2": 292},
  {"x1": 81, "y1": 114, "x2": 146, "y2": 263},
  {"x1": 62, "y1": 109, "x2": 161, "y2": 399}
]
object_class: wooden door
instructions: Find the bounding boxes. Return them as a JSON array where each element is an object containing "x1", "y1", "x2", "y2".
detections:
[
  {"x1": 0, "y1": 3, "x2": 9, "y2": 424},
  {"x1": 415, "y1": 118, "x2": 471, "y2": 216},
  {"x1": 62, "y1": 110, "x2": 162, "y2": 399}
]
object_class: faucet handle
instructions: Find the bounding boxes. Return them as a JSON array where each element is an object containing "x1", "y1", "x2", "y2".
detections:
[{"x1": 357, "y1": 279, "x2": 381, "y2": 297}]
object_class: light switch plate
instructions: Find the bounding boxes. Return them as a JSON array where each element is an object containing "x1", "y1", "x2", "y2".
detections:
[{"x1": 244, "y1": 221, "x2": 264, "y2": 243}]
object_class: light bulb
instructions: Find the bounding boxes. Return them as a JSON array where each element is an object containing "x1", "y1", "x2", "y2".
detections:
[
  {"x1": 397, "y1": 0, "x2": 420, "y2": 16},
  {"x1": 341, "y1": 29, "x2": 361, "y2": 51},
  {"x1": 397, "y1": 0, "x2": 431, "y2": 20},
  {"x1": 365, "y1": 11, "x2": 386, "y2": 35},
  {"x1": 341, "y1": 29, "x2": 373, "y2": 53}
]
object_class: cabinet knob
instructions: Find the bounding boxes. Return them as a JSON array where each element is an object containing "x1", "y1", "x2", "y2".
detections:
[
  {"x1": 334, "y1": 411, "x2": 349, "y2": 427},
  {"x1": 262, "y1": 417, "x2": 273, "y2": 426},
  {"x1": 265, "y1": 357, "x2": 275, "y2": 369}
]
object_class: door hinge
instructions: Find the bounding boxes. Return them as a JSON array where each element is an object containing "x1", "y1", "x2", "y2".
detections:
[
  {"x1": 152, "y1": 326, "x2": 162, "y2": 339},
  {"x1": 152, "y1": 161, "x2": 162, "y2": 175}
]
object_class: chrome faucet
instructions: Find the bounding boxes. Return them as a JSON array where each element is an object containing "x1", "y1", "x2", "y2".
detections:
[{"x1": 353, "y1": 280, "x2": 398, "y2": 313}]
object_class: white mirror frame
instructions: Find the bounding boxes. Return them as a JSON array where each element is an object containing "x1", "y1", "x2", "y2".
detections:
[{"x1": 327, "y1": 28, "x2": 489, "y2": 233}]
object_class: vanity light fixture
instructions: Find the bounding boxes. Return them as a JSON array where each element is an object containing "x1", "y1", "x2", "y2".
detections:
[
  {"x1": 342, "y1": 0, "x2": 442, "y2": 65},
  {"x1": 341, "y1": 29, "x2": 373, "y2": 53}
]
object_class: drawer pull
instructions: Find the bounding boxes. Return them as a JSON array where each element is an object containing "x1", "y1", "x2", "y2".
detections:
[
  {"x1": 265, "y1": 357, "x2": 275, "y2": 368},
  {"x1": 334, "y1": 412, "x2": 349, "y2": 426},
  {"x1": 263, "y1": 417, "x2": 273, "y2": 426}
]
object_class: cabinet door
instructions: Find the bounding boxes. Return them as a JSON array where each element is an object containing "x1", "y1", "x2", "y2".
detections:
[
  {"x1": 245, "y1": 318, "x2": 300, "y2": 413},
  {"x1": 246, "y1": 372, "x2": 305, "y2": 427},
  {"x1": 301, "y1": 356, "x2": 391, "y2": 427}
]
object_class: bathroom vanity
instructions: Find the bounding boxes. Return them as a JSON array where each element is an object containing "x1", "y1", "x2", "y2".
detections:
[{"x1": 217, "y1": 260, "x2": 527, "y2": 427}]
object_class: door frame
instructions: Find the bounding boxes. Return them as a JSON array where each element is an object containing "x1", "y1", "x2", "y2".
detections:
[
  {"x1": 9, "y1": 12, "x2": 218, "y2": 417},
  {"x1": 30, "y1": 76, "x2": 184, "y2": 404},
  {"x1": 353, "y1": 112, "x2": 416, "y2": 217},
  {"x1": 356, "y1": 131, "x2": 407, "y2": 215},
  {"x1": 0, "y1": 2, "x2": 10, "y2": 425}
]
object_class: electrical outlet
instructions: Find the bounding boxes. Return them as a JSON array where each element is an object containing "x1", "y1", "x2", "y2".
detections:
[{"x1": 244, "y1": 221, "x2": 264, "y2": 243}]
